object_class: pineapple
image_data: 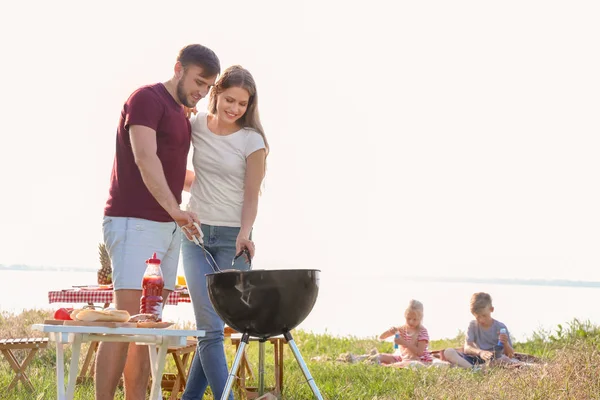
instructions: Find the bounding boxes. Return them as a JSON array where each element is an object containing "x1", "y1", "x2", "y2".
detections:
[{"x1": 97, "y1": 243, "x2": 112, "y2": 285}]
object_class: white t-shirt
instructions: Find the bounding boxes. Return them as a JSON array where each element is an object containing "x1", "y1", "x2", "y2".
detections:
[{"x1": 187, "y1": 112, "x2": 266, "y2": 227}]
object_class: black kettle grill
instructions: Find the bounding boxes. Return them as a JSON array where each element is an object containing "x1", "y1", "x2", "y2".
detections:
[{"x1": 206, "y1": 268, "x2": 323, "y2": 400}]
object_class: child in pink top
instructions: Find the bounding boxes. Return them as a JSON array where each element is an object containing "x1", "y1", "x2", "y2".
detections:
[{"x1": 378, "y1": 299, "x2": 437, "y2": 367}]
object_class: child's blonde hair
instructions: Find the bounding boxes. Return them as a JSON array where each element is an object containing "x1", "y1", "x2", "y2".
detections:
[
  {"x1": 470, "y1": 292, "x2": 493, "y2": 315},
  {"x1": 404, "y1": 299, "x2": 424, "y2": 325}
]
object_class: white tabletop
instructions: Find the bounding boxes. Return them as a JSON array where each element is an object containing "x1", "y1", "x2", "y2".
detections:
[{"x1": 32, "y1": 324, "x2": 205, "y2": 337}]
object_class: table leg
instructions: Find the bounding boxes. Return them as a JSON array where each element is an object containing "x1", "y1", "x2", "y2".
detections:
[
  {"x1": 85, "y1": 302, "x2": 110, "y2": 309},
  {"x1": 273, "y1": 341, "x2": 280, "y2": 396},
  {"x1": 78, "y1": 341, "x2": 98, "y2": 383},
  {"x1": 66, "y1": 335, "x2": 82, "y2": 399},
  {"x1": 243, "y1": 351, "x2": 254, "y2": 379},
  {"x1": 148, "y1": 343, "x2": 168, "y2": 400},
  {"x1": 169, "y1": 352, "x2": 191, "y2": 400},
  {"x1": 149, "y1": 344, "x2": 157, "y2": 380},
  {"x1": 279, "y1": 339, "x2": 284, "y2": 394},
  {"x1": 55, "y1": 340, "x2": 66, "y2": 400}
]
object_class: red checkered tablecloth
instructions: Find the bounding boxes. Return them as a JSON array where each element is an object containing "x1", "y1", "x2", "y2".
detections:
[{"x1": 48, "y1": 289, "x2": 191, "y2": 306}]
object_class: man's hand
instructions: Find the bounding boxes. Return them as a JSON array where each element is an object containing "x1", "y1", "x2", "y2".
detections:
[
  {"x1": 498, "y1": 332, "x2": 514, "y2": 358},
  {"x1": 170, "y1": 209, "x2": 200, "y2": 240},
  {"x1": 479, "y1": 350, "x2": 494, "y2": 361}
]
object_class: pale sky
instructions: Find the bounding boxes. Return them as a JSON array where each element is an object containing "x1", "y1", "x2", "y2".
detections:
[{"x1": 1, "y1": 1, "x2": 599, "y2": 281}]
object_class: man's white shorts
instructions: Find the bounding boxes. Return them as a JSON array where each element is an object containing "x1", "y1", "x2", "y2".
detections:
[{"x1": 102, "y1": 216, "x2": 181, "y2": 291}]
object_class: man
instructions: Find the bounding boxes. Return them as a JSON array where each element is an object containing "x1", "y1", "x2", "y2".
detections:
[{"x1": 97, "y1": 44, "x2": 220, "y2": 400}]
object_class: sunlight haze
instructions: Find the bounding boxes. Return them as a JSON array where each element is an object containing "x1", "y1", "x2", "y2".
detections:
[{"x1": 1, "y1": 0, "x2": 599, "y2": 283}]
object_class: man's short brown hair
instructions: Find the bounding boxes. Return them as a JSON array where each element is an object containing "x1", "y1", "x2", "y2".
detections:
[
  {"x1": 470, "y1": 292, "x2": 493, "y2": 314},
  {"x1": 177, "y1": 44, "x2": 220, "y2": 78}
]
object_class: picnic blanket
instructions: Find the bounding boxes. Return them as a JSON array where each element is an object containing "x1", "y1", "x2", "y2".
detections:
[
  {"x1": 431, "y1": 347, "x2": 542, "y2": 364},
  {"x1": 315, "y1": 347, "x2": 541, "y2": 368}
]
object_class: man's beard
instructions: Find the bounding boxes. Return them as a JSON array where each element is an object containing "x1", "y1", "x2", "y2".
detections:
[{"x1": 176, "y1": 79, "x2": 196, "y2": 108}]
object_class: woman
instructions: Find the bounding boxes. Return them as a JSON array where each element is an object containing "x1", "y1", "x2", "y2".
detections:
[{"x1": 181, "y1": 65, "x2": 268, "y2": 400}]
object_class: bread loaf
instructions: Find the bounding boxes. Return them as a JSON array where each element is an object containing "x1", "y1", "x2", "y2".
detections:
[
  {"x1": 70, "y1": 309, "x2": 83, "y2": 320},
  {"x1": 74, "y1": 309, "x2": 131, "y2": 322}
]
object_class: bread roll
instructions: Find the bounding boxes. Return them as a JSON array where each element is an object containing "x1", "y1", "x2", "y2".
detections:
[{"x1": 75, "y1": 309, "x2": 131, "y2": 322}]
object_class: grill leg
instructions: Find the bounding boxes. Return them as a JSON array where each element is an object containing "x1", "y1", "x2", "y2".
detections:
[
  {"x1": 221, "y1": 332, "x2": 250, "y2": 400},
  {"x1": 258, "y1": 340, "x2": 266, "y2": 396},
  {"x1": 284, "y1": 332, "x2": 323, "y2": 400}
]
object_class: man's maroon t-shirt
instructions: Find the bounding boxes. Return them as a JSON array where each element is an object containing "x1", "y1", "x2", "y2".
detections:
[{"x1": 104, "y1": 83, "x2": 191, "y2": 222}]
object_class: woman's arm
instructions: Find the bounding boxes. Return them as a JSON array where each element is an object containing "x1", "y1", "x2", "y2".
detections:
[
  {"x1": 183, "y1": 169, "x2": 195, "y2": 193},
  {"x1": 237, "y1": 149, "x2": 266, "y2": 257}
]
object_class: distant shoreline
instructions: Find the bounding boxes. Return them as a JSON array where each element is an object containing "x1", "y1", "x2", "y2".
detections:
[
  {"x1": 0, "y1": 265, "x2": 96, "y2": 273},
  {"x1": 404, "y1": 275, "x2": 600, "y2": 289},
  {"x1": 2, "y1": 265, "x2": 600, "y2": 288}
]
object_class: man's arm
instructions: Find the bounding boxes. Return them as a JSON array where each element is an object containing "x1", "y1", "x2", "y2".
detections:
[
  {"x1": 130, "y1": 125, "x2": 198, "y2": 229},
  {"x1": 499, "y1": 330, "x2": 515, "y2": 358},
  {"x1": 503, "y1": 342, "x2": 515, "y2": 358},
  {"x1": 464, "y1": 340, "x2": 494, "y2": 360},
  {"x1": 463, "y1": 340, "x2": 481, "y2": 356}
]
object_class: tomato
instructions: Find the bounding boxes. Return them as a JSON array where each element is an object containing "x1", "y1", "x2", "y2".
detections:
[{"x1": 54, "y1": 308, "x2": 74, "y2": 320}]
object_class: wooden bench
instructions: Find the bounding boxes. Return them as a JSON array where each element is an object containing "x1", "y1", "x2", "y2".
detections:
[
  {"x1": 72, "y1": 338, "x2": 198, "y2": 398},
  {"x1": 161, "y1": 339, "x2": 197, "y2": 400},
  {"x1": 0, "y1": 338, "x2": 49, "y2": 392},
  {"x1": 159, "y1": 327, "x2": 255, "y2": 399}
]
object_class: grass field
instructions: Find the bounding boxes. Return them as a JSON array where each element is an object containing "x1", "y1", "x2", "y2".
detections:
[{"x1": 1, "y1": 309, "x2": 599, "y2": 399}]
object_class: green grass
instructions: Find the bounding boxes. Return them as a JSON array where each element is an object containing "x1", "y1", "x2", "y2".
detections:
[{"x1": 2, "y1": 309, "x2": 600, "y2": 399}]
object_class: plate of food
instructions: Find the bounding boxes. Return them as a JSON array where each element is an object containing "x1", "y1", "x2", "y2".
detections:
[
  {"x1": 128, "y1": 314, "x2": 174, "y2": 329},
  {"x1": 73, "y1": 285, "x2": 113, "y2": 291},
  {"x1": 136, "y1": 321, "x2": 174, "y2": 329}
]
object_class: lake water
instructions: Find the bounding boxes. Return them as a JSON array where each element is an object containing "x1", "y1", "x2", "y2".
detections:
[{"x1": 2, "y1": 270, "x2": 598, "y2": 342}]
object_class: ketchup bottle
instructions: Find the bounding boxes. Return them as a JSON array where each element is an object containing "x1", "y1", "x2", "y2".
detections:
[{"x1": 140, "y1": 253, "x2": 164, "y2": 321}]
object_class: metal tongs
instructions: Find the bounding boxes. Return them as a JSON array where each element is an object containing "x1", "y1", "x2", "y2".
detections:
[{"x1": 182, "y1": 222, "x2": 252, "y2": 273}]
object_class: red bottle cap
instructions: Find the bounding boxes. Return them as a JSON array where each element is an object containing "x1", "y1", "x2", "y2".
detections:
[{"x1": 146, "y1": 252, "x2": 161, "y2": 264}]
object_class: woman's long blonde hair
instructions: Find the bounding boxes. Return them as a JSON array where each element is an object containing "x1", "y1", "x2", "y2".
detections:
[{"x1": 208, "y1": 65, "x2": 269, "y2": 155}]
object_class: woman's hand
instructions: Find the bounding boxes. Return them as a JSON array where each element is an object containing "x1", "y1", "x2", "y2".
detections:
[{"x1": 236, "y1": 234, "x2": 255, "y2": 261}]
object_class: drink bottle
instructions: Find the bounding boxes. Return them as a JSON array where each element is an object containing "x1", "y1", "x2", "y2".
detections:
[
  {"x1": 140, "y1": 252, "x2": 164, "y2": 321},
  {"x1": 495, "y1": 328, "x2": 507, "y2": 358}
]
